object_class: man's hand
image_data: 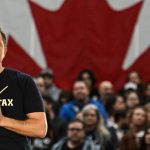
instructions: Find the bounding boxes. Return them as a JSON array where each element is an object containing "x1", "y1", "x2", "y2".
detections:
[{"x1": 0, "y1": 107, "x2": 47, "y2": 138}]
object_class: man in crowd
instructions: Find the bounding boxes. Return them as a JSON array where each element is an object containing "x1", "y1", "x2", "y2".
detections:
[
  {"x1": 59, "y1": 80, "x2": 108, "y2": 122},
  {"x1": 34, "y1": 75, "x2": 46, "y2": 96},
  {"x1": 41, "y1": 69, "x2": 61, "y2": 101},
  {"x1": 98, "y1": 81, "x2": 114, "y2": 104},
  {"x1": 52, "y1": 119, "x2": 93, "y2": 150}
]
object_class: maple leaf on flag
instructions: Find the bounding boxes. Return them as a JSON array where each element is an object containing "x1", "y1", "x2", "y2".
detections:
[
  {"x1": 2, "y1": 0, "x2": 150, "y2": 91},
  {"x1": 28, "y1": 0, "x2": 143, "y2": 90}
]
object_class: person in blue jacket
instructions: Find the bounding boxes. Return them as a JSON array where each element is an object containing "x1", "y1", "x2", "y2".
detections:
[{"x1": 59, "y1": 80, "x2": 108, "y2": 122}]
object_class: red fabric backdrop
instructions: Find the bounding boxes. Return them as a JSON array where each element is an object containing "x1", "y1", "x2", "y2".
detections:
[{"x1": 4, "y1": 0, "x2": 150, "y2": 90}]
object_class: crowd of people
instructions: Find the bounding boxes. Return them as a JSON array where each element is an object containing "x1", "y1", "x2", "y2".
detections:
[{"x1": 32, "y1": 69, "x2": 150, "y2": 150}]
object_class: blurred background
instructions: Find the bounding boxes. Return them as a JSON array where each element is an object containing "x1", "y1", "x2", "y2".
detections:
[
  {"x1": 1, "y1": 0, "x2": 150, "y2": 90},
  {"x1": 1, "y1": 0, "x2": 150, "y2": 150}
]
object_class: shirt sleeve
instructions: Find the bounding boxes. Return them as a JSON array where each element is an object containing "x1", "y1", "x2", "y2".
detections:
[{"x1": 23, "y1": 76, "x2": 44, "y2": 114}]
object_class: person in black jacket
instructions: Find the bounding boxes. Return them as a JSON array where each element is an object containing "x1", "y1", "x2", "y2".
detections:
[
  {"x1": 52, "y1": 119, "x2": 94, "y2": 150},
  {"x1": 140, "y1": 125, "x2": 150, "y2": 150}
]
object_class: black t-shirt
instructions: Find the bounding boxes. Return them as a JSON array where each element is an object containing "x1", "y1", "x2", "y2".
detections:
[
  {"x1": 0, "y1": 68, "x2": 44, "y2": 150},
  {"x1": 61, "y1": 142, "x2": 84, "y2": 150}
]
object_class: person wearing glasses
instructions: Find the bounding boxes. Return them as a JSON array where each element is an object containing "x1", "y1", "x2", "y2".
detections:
[{"x1": 52, "y1": 119, "x2": 93, "y2": 150}]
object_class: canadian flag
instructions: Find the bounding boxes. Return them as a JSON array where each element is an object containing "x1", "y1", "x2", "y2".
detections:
[{"x1": 1, "y1": 0, "x2": 150, "y2": 90}]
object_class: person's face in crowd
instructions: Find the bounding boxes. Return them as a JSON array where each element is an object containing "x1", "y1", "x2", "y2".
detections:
[
  {"x1": 131, "y1": 108, "x2": 146, "y2": 127},
  {"x1": 43, "y1": 76, "x2": 53, "y2": 89},
  {"x1": 82, "y1": 73, "x2": 93, "y2": 90},
  {"x1": 0, "y1": 33, "x2": 7, "y2": 63},
  {"x1": 145, "y1": 84, "x2": 150, "y2": 98},
  {"x1": 145, "y1": 128, "x2": 150, "y2": 145},
  {"x1": 83, "y1": 109, "x2": 98, "y2": 127},
  {"x1": 113, "y1": 95, "x2": 126, "y2": 111},
  {"x1": 128, "y1": 71, "x2": 141, "y2": 85},
  {"x1": 67, "y1": 122, "x2": 85, "y2": 143},
  {"x1": 98, "y1": 81, "x2": 114, "y2": 97},
  {"x1": 126, "y1": 92, "x2": 139, "y2": 109},
  {"x1": 73, "y1": 81, "x2": 89, "y2": 102},
  {"x1": 34, "y1": 77, "x2": 45, "y2": 95}
]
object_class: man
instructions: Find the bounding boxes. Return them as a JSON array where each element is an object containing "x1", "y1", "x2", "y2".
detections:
[
  {"x1": 52, "y1": 119, "x2": 93, "y2": 150},
  {"x1": 98, "y1": 81, "x2": 114, "y2": 102},
  {"x1": 59, "y1": 80, "x2": 108, "y2": 122},
  {"x1": 98, "y1": 81, "x2": 114, "y2": 115},
  {"x1": 41, "y1": 69, "x2": 61, "y2": 101},
  {"x1": 33, "y1": 75, "x2": 46, "y2": 96},
  {"x1": 0, "y1": 28, "x2": 47, "y2": 150}
]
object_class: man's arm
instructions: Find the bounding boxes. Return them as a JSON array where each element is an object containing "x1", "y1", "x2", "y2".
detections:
[{"x1": 0, "y1": 108, "x2": 47, "y2": 138}]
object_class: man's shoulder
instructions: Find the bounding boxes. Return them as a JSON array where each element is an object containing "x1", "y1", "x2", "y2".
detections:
[{"x1": 6, "y1": 67, "x2": 32, "y2": 80}]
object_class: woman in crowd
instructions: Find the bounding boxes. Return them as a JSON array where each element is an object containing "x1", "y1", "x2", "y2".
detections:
[
  {"x1": 125, "y1": 90, "x2": 140, "y2": 110},
  {"x1": 77, "y1": 69, "x2": 98, "y2": 99},
  {"x1": 113, "y1": 95, "x2": 126, "y2": 112},
  {"x1": 126, "y1": 71, "x2": 144, "y2": 99},
  {"x1": 119, "y1": 106, "x2": 146, "y2": 150},
  {"x1": 81, "y1": 104, "x2": 116, "y2": 150}
]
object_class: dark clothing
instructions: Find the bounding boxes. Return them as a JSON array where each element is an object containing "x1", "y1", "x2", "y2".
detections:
[
  {"x1": 61, "y1": 141, "x2": 84, "y2": 150},
  {"x1": 50, "y1": 117, "x2": 66, "y2": 141},
  {"x1": 119, "y1": 129, "x2": 142, "y2": 150},
  {"x1": 141, "y1": 96, "x2": 150, "y2": 106},
  {"x1": 86, "y1": 129, "x2": 115, "y2": 150},
  {"x1": 139, "y1": 126, "x2": 150, "y2": 150},
  {"x1": 0, "y1": 68, "x2": 44, "y2": 150},
  {"x1": 52, "y1": 137, "x2": 94, "y2": 150}
]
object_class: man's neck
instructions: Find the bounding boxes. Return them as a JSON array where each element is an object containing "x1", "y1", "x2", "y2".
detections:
[{"x1": 67, "y1": 140, "x2": 83, "y2": 149}]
